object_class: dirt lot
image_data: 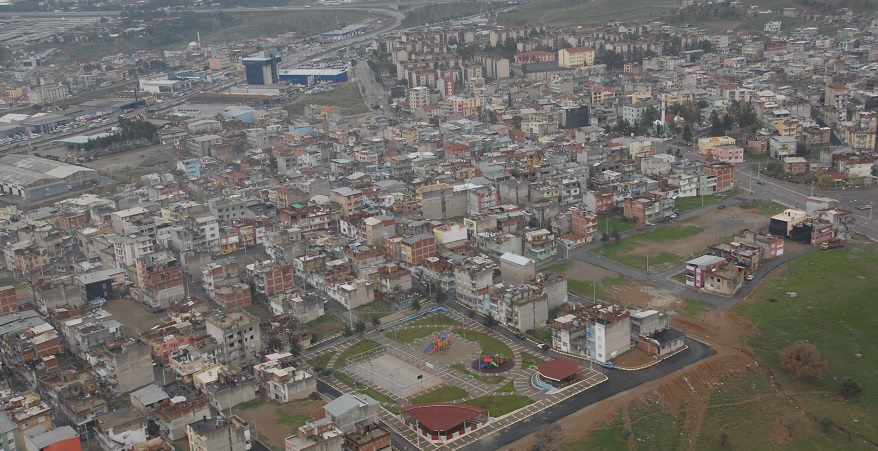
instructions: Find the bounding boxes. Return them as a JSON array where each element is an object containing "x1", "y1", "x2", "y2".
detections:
[
  {"x1": 102, "y1": 297, "x2": 167, "y2": 333},
  {"x1": 508, "y1": 310, "x2": 763, "y2": 450},
  {"x1": 643, "y1": 204, "x2": 788, "y2": 259},
  {"x1": 564, "y1": 259, "x2": 618, "y2": 281},
  {"x1": 235, "y1": 398, "x2": 326, "y2": 451}
]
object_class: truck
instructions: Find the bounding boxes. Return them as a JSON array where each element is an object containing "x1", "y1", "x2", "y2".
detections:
[{"x1": 821, "y1": 239, "x2": 845, "y2": 250}]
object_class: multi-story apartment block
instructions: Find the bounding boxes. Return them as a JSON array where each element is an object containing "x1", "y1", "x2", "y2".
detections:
[
  {"x1": 553, "y1": 305, "x2": 631, "y2": 362},
  {"x1": 330, "y1": 187, "x2": 364, "y2": 218},
  {"x1": 524, "y1": 229, "x2": 556, "y2": 262},
  {"x1": 135, "y1": 252, "x2": 185, "y2": 309},
  {"x1": 558, "y1": 46, "x2": 595, "y2": 68},
  {"x1": 205, "y1": 310, "x2": 262, "y2": 368},
  {"x1": 400, "y1": 233, "x2": 435, "y2": 266},
  {"x1": 454, "y1": 255, "x2": 495, "y2": 309}
]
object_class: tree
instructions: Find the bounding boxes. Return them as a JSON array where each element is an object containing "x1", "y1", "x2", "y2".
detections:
[
  {"x1": 354, "y1": 318, "x2": 367, "y2": 333},
  {"x1": 600, "y1": 231, "x2": 610, "y2": 244},
  {"x1": 266, "y1": 337, "x2": 283, "y2": 352},
  {"x1": 511, "y1": 115, "x2": 523, "y2": 130},
  {"x1": 411, "y1": 297, "x2": 421, "y2": 312},
  {"x1": 839, "y1": 377, "x2": 863, "y2": 399},
  {"x1": 819, "y1": 417, "x2": 834, "y2": 432},
  {"x1": 484, "y1": 312, "x2": 499, "y2": 329},
  {"x1": 370, "y1": 314, "x2": 381, "y2": 326},
  {"x1": 289, "y1": 340, "x2": 302, "y2": 356},
  {"x1": 779, "y1": 342, "x2": 828, "y2": 380},
  {"x1": 709, "y1": 110, "x2": 724, "y2": 136},
  {"x1": 342, "y1": 324, "x2": 353, "y2": 337},
  {"x1": 611, "y1": 229, "x2": 621, "y2": 243},
  {"x1": 682, "y1": 124, "x2": 693, "y2": 143}
]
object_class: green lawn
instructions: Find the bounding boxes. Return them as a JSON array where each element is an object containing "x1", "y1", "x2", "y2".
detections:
[
  {"x1": 450, "y1": 363, "x2": 505, "y2": 384},
  {"x1": 465, "y1": 395, "x2": 534, "y2": 417},
  {"x1": 288, "y1": 82, "x2": 368, "y2": 115},
  {"x1": 336, "y1": 340, "x2": 382, "y2": 367},
  {"x1": 410, "y1": 386, "x2": 469, "y2": 404},
  {"x1": 543, "y1": 260, "x2": 571, "y2": 274},
  {"x1": 408, "y1": 313, "x2": 462, "y2": 327},
  {"x1": 352, "y1": 300, "x2": 395, "y2": 319},
  {"x1": 495, "y1": 380, "x2": 517, "y2": 393},
  {"x1": 500, "y1": 0, "x2": 678, "y2": 26},
  {"x1": 520, "y1": 351, "x2": 545, "y2": 366},
  {"x1": 592, "y1": 226, "x2": 703, "y2": 271},
  {"x1": 629, "y1": 402, "x2": 686, "y2": 450},
  {"x1": 452, "y1": 329, "x2": 513, "y2": 357},
  {"x1": 385, "y1": 328, "x2": 443, "y2": 344},
  {"x1": 736, "y1": 246, "x2": 878, "y2": 443},
  {"x1": 235, "y1": 398, "x2": 266, "y2": 410},
  {"x1": 567, "y1": 275, "x2": 632, "y2": 299},
  {"x1": 562, "y1": 410, "x2": 627, "y2": 450},
  {"x1": 599, "y1": 216, "x2": 635, "y2": 234},
  {"x1": 307, "y1": 314, "x2": 346, "y2": 340},
  {"x1": 737, "y1": 199, "x2": 787, "y2": 216},
  {"x1": 0, "y1": 278, "x2": 21, "y2": 288},
  {"x1": 306, "y1": 351, "x2": 335, "y2": 370},
  {"x1": 676, "y1": 189, "x2": 745, "y2": 213},
  {"x1": 681, "y1": 299, "x2": 713, "y2": 317},
  {"x1": 400, "y1": 2, "x2": 496, "y2": 27}
]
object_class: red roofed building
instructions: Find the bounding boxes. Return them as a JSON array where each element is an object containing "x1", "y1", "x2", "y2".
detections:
[
  {"x1": 401, "y1": 403, "x2": 489, "y2": 443},
  {"x1": 537, "y1": 357, "x2": 581, "y2": 388}
]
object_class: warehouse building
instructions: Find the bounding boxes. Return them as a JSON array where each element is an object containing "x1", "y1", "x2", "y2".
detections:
[
  {"x1": 278, "y1": 69, "x2": 348, "y2": 87},
  {"x1": 0, "y1": 155, "x2": 98, "y2": 200}
]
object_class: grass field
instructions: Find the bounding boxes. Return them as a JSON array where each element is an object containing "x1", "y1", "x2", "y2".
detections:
[
  {"x1": 599, "y1": 216, "x2": 636, "y2": 235},
  {"x1": 410, "y1": 386, "x2": 469, "y2": 404},
  {"x1": 352, "y1": 300, "x2": 395, "y2": 319},
  {"x1": 465, "y1": 395, "x2": 534, "y2": 417},
  {"x1": 306, "y1": 351, "x2": 336, "y2": 370},
  {"x1": 61, "y1": 11, "x2": 368, "y2": 61},
  {"x1": 737, "y1": 199, "x2": 787, "y2": 216},
  {"x1": 450, "y1": 363, "x2": 505, "y2": 384},
  {"x1": 408, "y1": 313, "x2": 462, "y2": 327},
  {"x1": 287, "y1": 82, "x2": 369, "y2": 116},
  {"x1": 400, "y1": 2, "x2": 497, "y2": 28},
  {"x1": 307, "y1": 314, "x2": 346, "y2": 340},
  {"x1": 736, "y1": 246, "x2": 878, "y2": 444},
  {"x1": 495, "y1": 380, "x2": 516, "y2": 393},
  {"x1": 500, "y1": 0, "x2": 678, "y2": 26},
  {"x1": 629, "y1": 402, "x2": 686, "y2": 449},
  {"x1": 336, "y1": 340, "x2": 382, "y2": 367},
  {"x1": 520, "y1": 351, "x2": 545, "y2": 366},
  {"x1": 562, "y1": 410, "x2": 627, "y2": 450},
  {"x1": 0, "y1": 278, "x2": 21, "y2": 288},
  {"x1": 385, "y1": 327, "x2": 443, "y2": 344},
  {"x1": 567, "y1": 275, "x2": 631, "y2": 299},
  {"x1": 681, "y1": 298, "x2": 713, "y2": 317},
  {"x1": 543, "y1": 260, "x2": 571, "y2": 274},
  {"x1": 592, "y1": 226, "x2": 703, "y2": 271},
  {"x1": 453, "y1": 329, "x2": 513, "y2": 357}
]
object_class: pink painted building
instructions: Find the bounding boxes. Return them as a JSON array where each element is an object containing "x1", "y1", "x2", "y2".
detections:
[{"x1": 711, "y1": 145, "x2": 745, "y2": 164}]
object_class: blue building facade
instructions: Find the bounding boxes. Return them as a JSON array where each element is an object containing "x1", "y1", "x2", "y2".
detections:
[
  {"x1": 278, "y1": 69, "x2": 348, "y2": 87},
  {"x1": 242, "y1": 51, "x2": 281, "y2": 85}
]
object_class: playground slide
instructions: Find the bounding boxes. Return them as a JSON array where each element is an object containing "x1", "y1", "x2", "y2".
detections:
[
  {"x1": 429, "y1": 346, "x2": 439, "y2": 355},
  {"x1": 423, "y1": 342, "x2": 435, "y2": 354},
  {"x1": 480, "y1": 362, "x2": 487, "y2": 369},
  {"x1": 491, "y1": 361, "x2": 499, "y2": 367}
]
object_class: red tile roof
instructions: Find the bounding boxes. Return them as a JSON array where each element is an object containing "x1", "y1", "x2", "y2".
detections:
[
  {"x1": 537, "y1": 357, "x2": 580, "y2": 381},
  {"x1": 402, "y1": 403, "x2": 487, "y2": 432}
]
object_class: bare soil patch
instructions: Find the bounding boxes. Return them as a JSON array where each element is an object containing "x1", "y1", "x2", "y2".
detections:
[{"x1": 563, "y1": 259, "x2": 617, "y2": 281}]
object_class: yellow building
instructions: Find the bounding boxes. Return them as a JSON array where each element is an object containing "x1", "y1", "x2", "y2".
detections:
[
  {"x1": 558, "y1": 46, "x2": 595, "y2": 68},
  {"x1": 697, "y1": 136, "x2": 736, "y2": 155}
]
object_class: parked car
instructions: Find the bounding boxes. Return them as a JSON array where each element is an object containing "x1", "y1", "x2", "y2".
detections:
[
  {"x1": 717, "y1": 205, "x2": 727, "y2": 209},
  {"x1": 537, "y1": 343, "x2": 549, "y2": 351},
  {"x1": 746, "y1": 274, "x2": 755, "y2": 281},
  {"x1": 858, "y1": 204, "x2": 872, "y2": 210},
  {"x1": 601, "y1": 362, "x2": 615, "y2": 369}
]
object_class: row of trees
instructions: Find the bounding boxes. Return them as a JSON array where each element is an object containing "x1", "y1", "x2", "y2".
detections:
[{"x1": 81, "y1": 118, "x2": 158, "y2": 152}]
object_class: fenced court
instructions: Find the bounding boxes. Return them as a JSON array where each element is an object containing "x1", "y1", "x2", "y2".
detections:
[{"x1": 344, "y1": 345, "x2": 444, "y2": 398}]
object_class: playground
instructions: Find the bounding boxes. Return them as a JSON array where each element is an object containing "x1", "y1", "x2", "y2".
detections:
[
  {"x1": 413, "y1": 331, "x2": 480, "y2": 366},
  {"x1": 470, "y1": 353, "x2": 515, "y2": 373}
]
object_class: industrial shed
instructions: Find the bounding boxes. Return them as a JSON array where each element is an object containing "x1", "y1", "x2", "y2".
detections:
[{"x1": 0, "y1": 155, "x2": 98, "y2": 200}]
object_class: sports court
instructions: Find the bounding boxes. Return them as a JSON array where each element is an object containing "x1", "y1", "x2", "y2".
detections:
[{"x1": 347, "y1": 346, "x2": 444, "y2": 398}]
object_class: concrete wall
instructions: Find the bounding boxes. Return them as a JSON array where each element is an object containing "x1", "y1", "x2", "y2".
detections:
[
  {"x1": 115, "y1": 341, "x2": 155, "y2": 393},
  {"x1": 209, "y1": 382, "x2": 257, "y2": 412}
]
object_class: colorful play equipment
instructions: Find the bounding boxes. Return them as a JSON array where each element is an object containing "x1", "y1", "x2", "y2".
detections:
[
  {"x1": 423, "y1": 333, "x2": 452, "y2": 355},
  {"x1": 479, "y1": 353, "x2": 507, "y2": 369}
]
